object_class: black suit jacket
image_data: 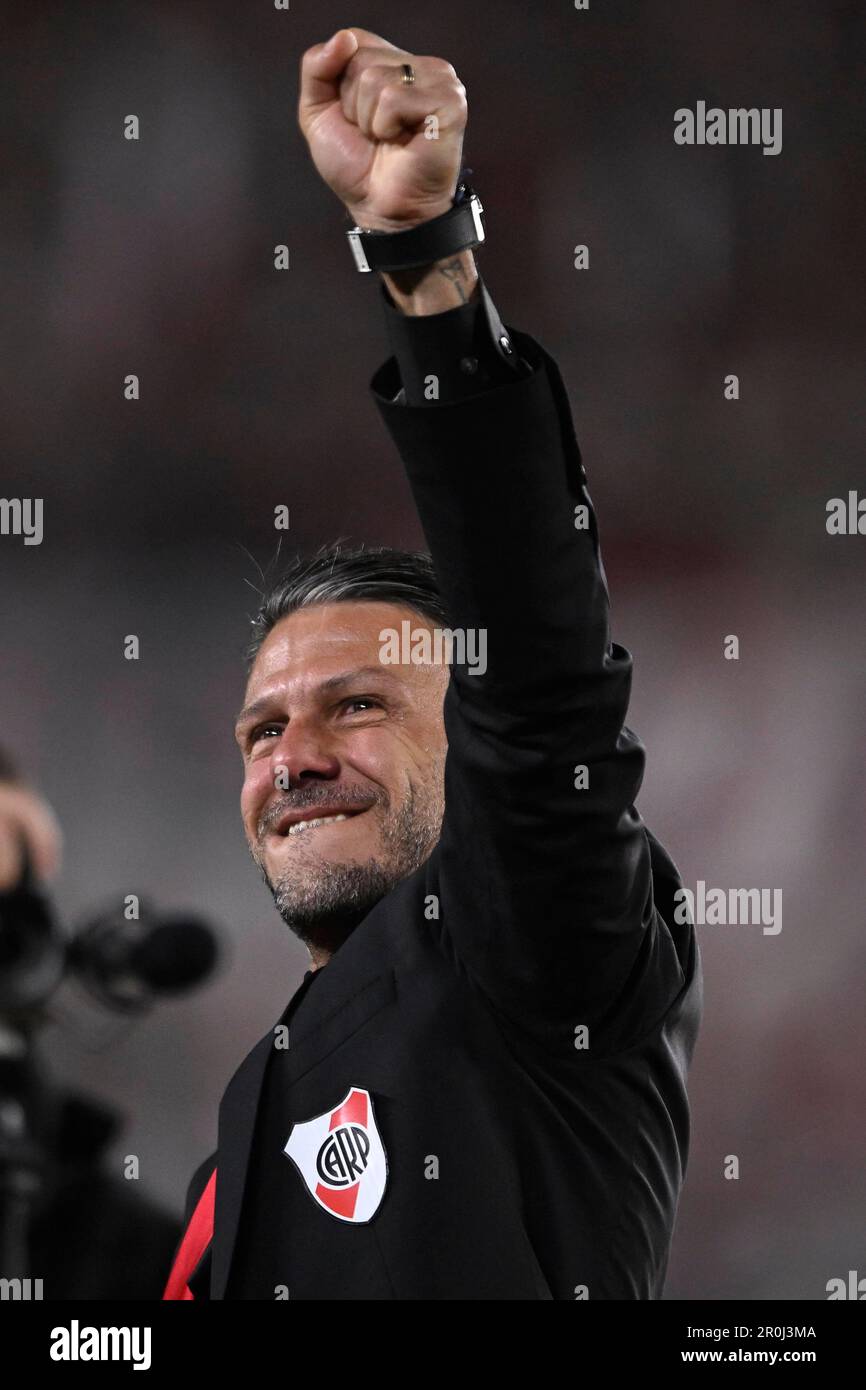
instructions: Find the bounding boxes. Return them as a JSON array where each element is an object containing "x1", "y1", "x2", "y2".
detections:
[{"x1": 176, "y1": 302, "x2": 702, "y2": 1301}]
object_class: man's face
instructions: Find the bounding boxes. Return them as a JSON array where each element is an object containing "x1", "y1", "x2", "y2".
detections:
[{"x1": 235, "y1": 601, "x2": 448, "y2": 959}]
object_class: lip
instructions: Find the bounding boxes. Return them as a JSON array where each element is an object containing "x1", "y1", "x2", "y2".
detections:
[{"x1": 270, "y1": 805, "x2": 370, "y2": 837}]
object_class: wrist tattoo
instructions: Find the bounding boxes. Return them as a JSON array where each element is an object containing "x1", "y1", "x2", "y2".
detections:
[{"x1": 437, "y1": 256, "x2": 473, "y2": 303}]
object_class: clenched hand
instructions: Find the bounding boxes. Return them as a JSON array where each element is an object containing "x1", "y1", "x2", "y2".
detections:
[{"x1": 298, "y1": 27, "x2": 468, "y2": 233}]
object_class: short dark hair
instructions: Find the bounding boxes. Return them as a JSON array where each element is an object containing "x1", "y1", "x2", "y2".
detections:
[{"x1": 245, "y1": 542, "x2": 448, "y2": 668}]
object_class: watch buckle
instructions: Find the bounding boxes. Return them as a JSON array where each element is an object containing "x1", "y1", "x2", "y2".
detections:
[
  {"x1": 347, "y1": 228, "x2": 372, "y2": 273},
  {"x1": 469, "y1": 194, "x2": 486, "y2": 245}
]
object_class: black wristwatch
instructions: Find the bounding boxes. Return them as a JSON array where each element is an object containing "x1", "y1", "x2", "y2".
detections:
[{"x1": 346, "y1": 179, "x2": 486, "y2": 274}]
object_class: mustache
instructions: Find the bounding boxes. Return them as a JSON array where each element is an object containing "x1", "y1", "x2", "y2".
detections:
[{"x1": 256, "y1": 785, "x2": 384, "y2": 841}]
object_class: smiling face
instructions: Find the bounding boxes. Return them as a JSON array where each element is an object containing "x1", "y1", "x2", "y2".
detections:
[{"x1": 235, "y1": 600, "x2": 448, "y2": 964}]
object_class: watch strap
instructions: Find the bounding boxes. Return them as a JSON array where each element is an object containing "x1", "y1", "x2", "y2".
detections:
[{"x1": 347, "y1": 184, "x2": 486, "y2": 274}]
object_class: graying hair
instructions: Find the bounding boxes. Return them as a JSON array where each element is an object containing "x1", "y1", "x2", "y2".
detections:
[{"x1": 245, "y1": 542, "x2": 448, "y2": 668}]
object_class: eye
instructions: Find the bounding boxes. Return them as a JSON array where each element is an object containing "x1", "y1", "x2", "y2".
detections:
[
  {"x1": 341, "y1": 696, "x2": 383, "y2": 716},
  {"x1": 250, "y1": 722, "x2": 283, "y2": 746}
]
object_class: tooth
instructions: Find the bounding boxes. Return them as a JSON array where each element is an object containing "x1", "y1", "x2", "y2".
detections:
[{"x1": 287, "y1": 813, "x2": 349, "y2": 836}]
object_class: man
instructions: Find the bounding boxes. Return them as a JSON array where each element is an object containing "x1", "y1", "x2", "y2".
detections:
[{"x1": 164, "y1": 26, "x2": 702, "y2": 1301}]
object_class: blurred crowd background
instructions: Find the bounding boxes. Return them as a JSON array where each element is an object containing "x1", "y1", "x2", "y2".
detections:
[{"x1": 1, "y1": 0, "x2": 864, "y2": 1299}]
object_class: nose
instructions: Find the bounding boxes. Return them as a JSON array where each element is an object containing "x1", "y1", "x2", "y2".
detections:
[{"x1": 266, "y1": 717, "x2": 341, "y2": 791}]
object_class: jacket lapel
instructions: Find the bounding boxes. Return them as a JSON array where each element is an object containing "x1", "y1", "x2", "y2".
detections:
[
  {"x1": 209, "y1": 965, "x2": 338, "y2": 1299},
  {"x1": 209, "y1": 893, "x2": 405, "y2": 1298},
  {"x1": 211, "y1": 1027, "x2": 273, "y2": 1300}
]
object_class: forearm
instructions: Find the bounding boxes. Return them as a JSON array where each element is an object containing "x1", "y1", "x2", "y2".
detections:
[
  {"x1": 372, "y1": 321, "x2": 614, "y2": 700},
  {"x1": 380, "y1": 248, "x2": 479, "y2": 316}
]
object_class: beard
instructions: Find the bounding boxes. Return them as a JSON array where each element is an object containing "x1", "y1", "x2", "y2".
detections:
[{"x1": 250, "y1": 774, "x2": 443, "y2": 955}]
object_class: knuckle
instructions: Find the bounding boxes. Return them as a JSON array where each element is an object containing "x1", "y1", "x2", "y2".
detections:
[
  {"x1": 376, "y1": 81, "x2": 402, "y2": 107},
  {"x1": 424, "y1": 56, "x2": 458, "y2": 80},
  {"x1": 358, "y1": 64, "x2": 383, "y2": 91}
]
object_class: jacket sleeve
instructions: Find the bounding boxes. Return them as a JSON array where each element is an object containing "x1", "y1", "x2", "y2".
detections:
[{"x1": 369, "y1": 314, "x2": 687, "y2": 1052}]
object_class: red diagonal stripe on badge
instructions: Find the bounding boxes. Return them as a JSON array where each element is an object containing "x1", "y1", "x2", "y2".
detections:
[
  {"x1": 315, "y1": 1089, "x2": 368, "y2": 1218},
  {"x1": 329, "y1": 1088, "x2": 368, "y2": 1130}
]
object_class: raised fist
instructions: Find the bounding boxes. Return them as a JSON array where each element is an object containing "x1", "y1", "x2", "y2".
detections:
[{"x1": 298, "y1": 27, "x2": 468, "y2": 232}]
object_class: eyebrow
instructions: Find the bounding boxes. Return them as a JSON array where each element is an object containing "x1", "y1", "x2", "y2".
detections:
[{"x1": 233, "y1": 665, "x2": 403, "y2": 734}]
